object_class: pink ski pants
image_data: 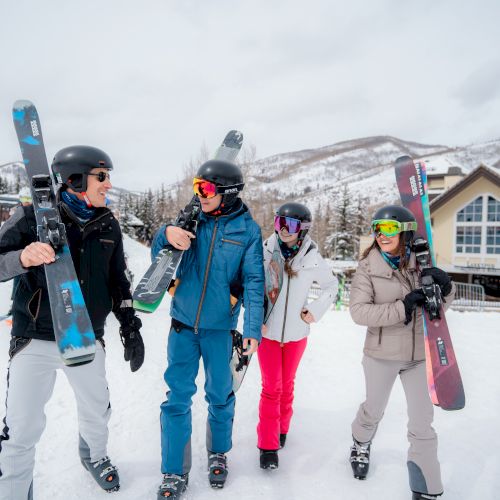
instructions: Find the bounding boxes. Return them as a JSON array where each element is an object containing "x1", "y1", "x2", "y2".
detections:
[{"x1": 257, "y1": 337, "x2": 308, "y2": 450}]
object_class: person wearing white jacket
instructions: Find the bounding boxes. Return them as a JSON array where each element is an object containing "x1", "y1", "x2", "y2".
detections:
[{"x1": 257, "y1": 202, "x2": 338, "y2": 470}]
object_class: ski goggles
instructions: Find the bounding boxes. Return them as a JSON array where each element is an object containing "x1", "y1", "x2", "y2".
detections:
[
  {"x1": 87, "y1": 171, "x2": 111, "y2": 182},
  {"x1": 192, "y1": 177, "x2": 244, "y2": 199},
  {"x1": 274, "y1": 215, "x2": 311, "y2": 234},
  {"x1": 371, "y1": 219, "x2": 417, "y2": 237}
]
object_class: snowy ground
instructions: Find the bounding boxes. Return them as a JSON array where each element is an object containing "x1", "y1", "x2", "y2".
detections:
[{"x1": 0, "y1": 236, "x2": 498, "y2": 499}]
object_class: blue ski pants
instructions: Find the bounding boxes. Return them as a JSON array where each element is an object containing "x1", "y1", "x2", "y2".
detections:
[{"x1": 160, "y1": 326, "x2": 235, "y2": 475}]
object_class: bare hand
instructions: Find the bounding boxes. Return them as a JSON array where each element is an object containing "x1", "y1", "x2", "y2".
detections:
[
  {"x1": 166, "y1": 226, "x2": 195, "y2": 251},
  {"x1": 20, "y1": 242, "x2": 55, "y2": 268},
  {"x1": 300, "y1": 309, "x2": 315, "y2": 324},
  {"x1": 261, "y1": 324, "x2": 268, "y2": 335},
  {"x1": 243, "y1": 338, "x2": 258, "y2": 356}
]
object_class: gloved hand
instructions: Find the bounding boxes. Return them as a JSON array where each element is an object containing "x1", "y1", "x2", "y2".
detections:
[
  {"x1": 420, "y1": 267, "x2": 452, "y2": 296},
  {"x1": 402, "y1": 289, "x2": 426, "y2": 325},
  {"x1": 116, "y1": 307, "x2": 144, "y2": 372}
]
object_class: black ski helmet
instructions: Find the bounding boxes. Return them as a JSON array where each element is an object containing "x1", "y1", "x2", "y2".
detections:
[
  {"x1": 276, "y1": 202, "x2": 312, "y2": 223},
  {"x1": 275, "y1": 202, "x2": 312, "y2": 240},
  {"x1": 372, "y1": 204, "x2": 417, "y2": 242},
  {"x1": 196, "y1": 159, "x2": 244, "y2": 206},
  {"x1": 51, "y1": 145, "x2": 113, "y2": 193}
]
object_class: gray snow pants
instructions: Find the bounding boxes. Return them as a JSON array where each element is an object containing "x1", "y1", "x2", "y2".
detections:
[
  {"x1": 0, "y1": 338, "x2": 111, "y2": 500},
  {"x1": 351, "y1": 355, "x2": 443, "y2": 495}
]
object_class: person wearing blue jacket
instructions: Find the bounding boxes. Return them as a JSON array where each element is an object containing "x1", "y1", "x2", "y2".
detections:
[{"x1": 152, "y1": 159, "x2": 264, "y2": 499}]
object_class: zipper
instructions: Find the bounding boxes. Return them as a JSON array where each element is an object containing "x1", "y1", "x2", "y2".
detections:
[
  {"x1": 411, "y1": 310, "x2": 416, "y2": 360},
  {"x1": 194, "y1": 219, "x2": 219, "y2": 333},
  {"x1": 221, "y1": 238, "x2": 243, "y2": 246},
  {"x1": 378, "y1": 327, "x2": 382, "y2": 345},
  {"x1": 280, "y1": 275, "x2": 292, "y2": 347}
]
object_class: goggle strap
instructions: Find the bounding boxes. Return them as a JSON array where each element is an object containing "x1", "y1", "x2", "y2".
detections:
[{"x1": 217, "y1": 183, "x2": 244, "y2": 195}]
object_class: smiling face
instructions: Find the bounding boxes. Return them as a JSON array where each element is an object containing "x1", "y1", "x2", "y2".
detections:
[
  {"x1": 198, "y1": 194, "x2": 222, "y2": 213},
  {"x1": 68, "y1": 167, "x2": 112, "y2": 207},
  {"x1": 278, "y1": 227, "x2": 300, "y2": 247},
  {"x1": 86, "y1": 168, "x2": 112, "y2": 207},
  {"x1": 376, "y1": 231, "x2": 400, "y2": 255}
]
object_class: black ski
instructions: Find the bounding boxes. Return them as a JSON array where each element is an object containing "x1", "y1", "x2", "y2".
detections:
[{"x1": 12, "y1": 100, "x2": 96, "y2": 365}]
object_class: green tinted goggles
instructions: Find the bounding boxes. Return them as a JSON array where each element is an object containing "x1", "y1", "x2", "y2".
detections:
[{"x1": 371, "y1": 219, "x2": 417, "y2": 237}]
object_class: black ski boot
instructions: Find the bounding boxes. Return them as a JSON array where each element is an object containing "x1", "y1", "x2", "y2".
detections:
[
  {"x1": 81, "y1": 456, "x2": 120, "y2": 492},
  {"x1": 412, "y1": 493, "x2": 441, "y2": 500},
  {"x1": 157, "y1": 473, "x2": 188, "y2": 499},
  {"x1": 260, "y1": 449, "x2": 279, "y2": 470},
  {"x1": 350, "y1": 438, "x2": 371, "y2": 480},
  {"x1": 279, "y1": 433, "x2": 287, "y2": 449},
  {"x1": 208, "y1": 452, "x2": 228, "y2": 488},
  {"x1": 79, "y1": 435, "x2": 119, "y2": 492}
]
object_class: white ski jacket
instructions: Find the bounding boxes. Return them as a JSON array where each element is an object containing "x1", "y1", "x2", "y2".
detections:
[{"x1": 263, "y1": 233, "x2": 338, "y2": 344}]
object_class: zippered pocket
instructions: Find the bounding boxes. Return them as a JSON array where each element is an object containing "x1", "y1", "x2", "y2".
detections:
[
  {"x1": 221, "y1": 238, "x2": 244, "y2": 247},
  {"x1": 9, "y1": 337, "x2": 32, "y2": 359}
]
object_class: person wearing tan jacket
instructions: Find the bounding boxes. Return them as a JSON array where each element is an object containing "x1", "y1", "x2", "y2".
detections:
[{"x1": 349, "y1": 205, "x2": 455, "y2": 500}]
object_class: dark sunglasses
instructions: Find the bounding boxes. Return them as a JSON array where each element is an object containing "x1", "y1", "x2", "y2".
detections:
[{"x1": 87, "y1": 171, "x2": 111, "y2": 182}]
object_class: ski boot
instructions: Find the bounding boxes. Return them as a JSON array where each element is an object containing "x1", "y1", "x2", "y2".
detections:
[
  {"x1": 157, "y1": 473, "x2": 189, "y2": 499},
  {"x1": 260, "y1": 449, "x2": 279, "y2": 470},
  {"x1": 350, "y1": 438, "x2": 371, "y2": 480},
  {"x1": 81, "y1": 456, "x2": 120, "y2": 492},
  {"x1": 279, "y1": 433, "x2": 287, "y2": 449},
  {"x1": 208, "y1": 452, "x2": 228, "y2": 488},
  {"x1": 412, "y1": 493, "x2": 441, "y2": 500}
]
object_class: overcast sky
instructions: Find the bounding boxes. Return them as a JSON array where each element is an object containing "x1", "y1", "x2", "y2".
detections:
[{"x1": 1, "y1": 0, "x2": 499, "y2": 191}]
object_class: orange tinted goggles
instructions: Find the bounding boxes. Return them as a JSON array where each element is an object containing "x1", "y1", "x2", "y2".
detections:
[{"x1": 193, "y1": 177, "x2": 217, "y2": 198}]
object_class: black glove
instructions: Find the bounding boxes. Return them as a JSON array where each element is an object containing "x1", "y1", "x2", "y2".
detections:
[
  {"x1": 116, "y1": 307, "x2": 144, "y2": 372},
  {"x1": 420, "y1": 267, "x2": 452, "y2": 296},
  {"x1": 402, "y1": 289, "x2": 426, "y2": 325}
]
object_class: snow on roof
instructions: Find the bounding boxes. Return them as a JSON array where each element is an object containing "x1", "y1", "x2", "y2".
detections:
[{"x1": 420, "y1": 156, "x2": 462, "y2": 175}]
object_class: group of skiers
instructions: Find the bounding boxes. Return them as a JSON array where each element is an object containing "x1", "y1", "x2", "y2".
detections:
[{"x1": 0, "y1": 145, "x2": 454, "y2": 500}]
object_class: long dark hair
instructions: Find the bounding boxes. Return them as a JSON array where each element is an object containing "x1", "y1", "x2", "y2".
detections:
[{"x1": 361, "y1": 236, "x2": 409, "y2": 270}]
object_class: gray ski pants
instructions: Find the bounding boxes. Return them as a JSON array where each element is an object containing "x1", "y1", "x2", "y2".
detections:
[
  {"x1": 0, "y1": 339, "x2": 111, "y2": 500},
  {"x1": 351, "y1": 355, "x2": 443, "y2": 495}
]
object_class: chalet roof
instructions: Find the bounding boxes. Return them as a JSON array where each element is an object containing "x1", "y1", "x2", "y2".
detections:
[{"x1": 430, "y1": 164, "x2": 500, "y2": 212}]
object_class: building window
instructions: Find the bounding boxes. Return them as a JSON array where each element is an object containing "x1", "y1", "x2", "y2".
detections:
[
  {"x1": 487, "y1": 196, "x2": 500, "y2": 222},
  {"x1": 457, "y1": 196, "x2": 482, "y2": 222},
  {"x1": 486, "y1": 226, "x2": 500, "y2": 254},
  {"x1": 456, "y1": 195, "x2": 500, "y2": 255},
  {"x1": 456, "y1": 226, "x2": 481, "y2": 253}
]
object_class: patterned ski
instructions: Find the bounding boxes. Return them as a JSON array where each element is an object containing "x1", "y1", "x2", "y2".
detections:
[
  {"x1": 12, "y1": 100, "x2": 96, "y2": 365},
  {"x1": 230, "y1": 330, "x2": 252, "y2": 392},
  {"x1": 395, "y1": 155, "x2": 465, "y2": 410},
  {"x1": 264, "y1": 245, "x2": 284, "y2": 323},
  {"x1": 132, "y1": 130, "x2": 244, "y2": 313}
]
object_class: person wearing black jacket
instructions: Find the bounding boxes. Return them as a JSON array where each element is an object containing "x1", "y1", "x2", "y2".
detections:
[{"x1": 0, "y1": 146, "x2": 144, "y2": 500}]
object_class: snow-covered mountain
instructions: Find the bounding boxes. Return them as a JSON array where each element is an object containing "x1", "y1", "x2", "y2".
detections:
[
  {"x1": 2, "y1": 136, "x2": 499, "y2": 209},
  {"x1": 243, "y1": 135, "x2": 500, "y2": 208}
]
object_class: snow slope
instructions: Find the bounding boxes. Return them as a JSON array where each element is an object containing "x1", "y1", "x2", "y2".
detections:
[{"x1": 0, "y1": 236, "x2": 497, "y2": 499}]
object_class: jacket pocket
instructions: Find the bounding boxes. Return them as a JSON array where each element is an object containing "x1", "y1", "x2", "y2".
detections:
[
  {"x1": 221, "y1": 238, "x2": 244, "y2": 247},
  {"x1": 26, "y1": 288, "x2": 42, "y2": 320},
  {"x1": 99, "y1": 238, "x2": 116, "y2": 262},
  {"x1": 9, "y1": 337, "x2": 32, "y2": 359}
]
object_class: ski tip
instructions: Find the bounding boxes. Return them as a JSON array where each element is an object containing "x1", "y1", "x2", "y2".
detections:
[
  {"x1": 13, "y1": 100, "x2": 34, "y2": 111},
  {"x1": 223, "y1": 130, "x2": 244, "y2": 148},
  {"x1": 395, "y1": 155, "x2": 414, "y2": 166}
]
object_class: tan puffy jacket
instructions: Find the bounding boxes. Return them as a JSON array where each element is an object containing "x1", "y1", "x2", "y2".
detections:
[{"x1": 349, "y1": 247, "x2": 455, "y2": 361}]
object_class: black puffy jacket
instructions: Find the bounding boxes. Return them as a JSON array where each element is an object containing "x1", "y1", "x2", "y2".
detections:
[{"x1": 0, "y1": 202, "x2": 132, "y2": 341}]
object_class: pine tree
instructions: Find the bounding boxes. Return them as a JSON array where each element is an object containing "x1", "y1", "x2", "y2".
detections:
[
  {"x1": 327, "y1": 184, "x2": 356, "y2": 260},
  {"x1": 0, "y1": 176, "x2": 9, "y2": 194}
]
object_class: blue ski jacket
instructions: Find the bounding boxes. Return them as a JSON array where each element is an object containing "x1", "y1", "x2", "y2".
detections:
[{"x1": 151, "y1": 202, "x2": 264, "y2": 341}]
